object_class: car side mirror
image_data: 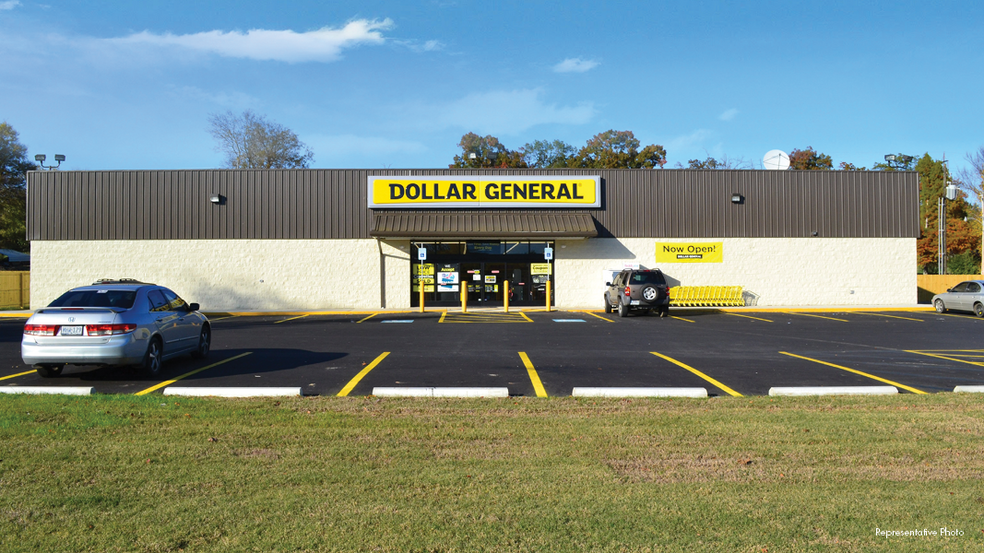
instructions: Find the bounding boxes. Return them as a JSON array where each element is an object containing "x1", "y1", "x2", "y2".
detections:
[
  {"x1": 605, "y1": 282, "x2": 612, "y2": 287},
  {"x1": 189, "y1": 303, "x2": 200, "y2": 312},
  {"x1": 945, "y1": 288, "x2": 952, "y2": 293}
]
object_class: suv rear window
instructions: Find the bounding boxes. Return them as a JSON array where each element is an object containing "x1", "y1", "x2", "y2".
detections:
[
  {"x1": 49, "y1": 290, "x2": 137, "y2": 309},
  {"x1": 630, "y1": 272, "x2": 666, "y2": 285}
]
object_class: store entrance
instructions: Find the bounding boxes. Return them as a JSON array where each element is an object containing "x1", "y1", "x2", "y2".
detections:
[{"x1": 411, "y1": 241, "x2": 553, "y2": 308}]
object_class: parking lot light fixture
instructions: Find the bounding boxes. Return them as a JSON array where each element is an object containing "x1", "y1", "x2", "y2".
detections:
[{"x1": 34, "y1": 154, "x2": 66, "y2": 170}]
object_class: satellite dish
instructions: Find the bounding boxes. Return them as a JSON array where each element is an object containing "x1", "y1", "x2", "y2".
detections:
[{"x1": 763, "y1": 149, "x2": 790, "y2": 170}]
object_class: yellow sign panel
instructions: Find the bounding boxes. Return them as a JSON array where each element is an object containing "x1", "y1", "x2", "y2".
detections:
[
  {"x1": 368, "y1": 176, "x2": 601, "y2": 208},
  {"x1": 655, "y1": 242, "x2": 723, "y2": 263},
  {"x1": 530, "y1": 263, "x2": 552, "y2": 275}
]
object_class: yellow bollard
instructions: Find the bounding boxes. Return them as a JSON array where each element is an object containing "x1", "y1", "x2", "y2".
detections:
[
  {"x1": 504, "y1": 281, "x2": 510, "y2": 313},
  {"x1": 419, "y1": 285, "x2": 425, "y2": 313},
  {"x1": 546, "y1": 279, "x2": 552, "y2": 312},
  {"x1": 461, "y1": 284, "x2": 468, "y2": 313}
]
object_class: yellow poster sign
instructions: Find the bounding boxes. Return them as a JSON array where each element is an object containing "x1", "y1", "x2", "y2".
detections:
[
  {"x1": 655, "y1": 242, "x2": 723, "y2": 263},
  {"x1": 368, "y1": 176, "x2": 600, "y2": 208},
  {"x1": 530, "y1": 263, "x2": 552, "y2": 275}
]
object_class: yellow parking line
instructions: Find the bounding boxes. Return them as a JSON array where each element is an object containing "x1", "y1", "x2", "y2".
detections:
[
  {"x1": 670, "y1": 316, "x2": 695, "y2": 323},
  {"x1": 337, "y1": 352, "x2": 390, "y2": 397},
  {"x1": 520, "y1": 312, "x2": 533, "y2": 322},
  {"x1": 0, "y1": 369, "x2": 37, "y2": 381},
  {"x1": 853, "y1": 312, "x2": 923, "y2": 322},
  {"x1": 780, "y1": 352, "x2": 927, "y2": 394},
  {"x1": 915, "y1": 310, "x2": 984, "y2": 320},
  {"x1": 785, "y1": 312, "x2": 849, "y2": 322},
  {"x1": 439, "y1": 310, "x2": 447, "y2": 323},
  {"x1": 650, "y1": 351, "x2": 742, "y2": 397},
  {"x1": 905, "y1": 350, "x2": 984, "y2": 367},
  {"x1": 208, "y1": 315, "x2": 238, "y2": 322},
  {"x1": 135, "y1": 352, "x2": 253, "y2": 396},
  {"x1": 356, "y1": 313, "x2": 377, "y2": 323},
  {"x1": 726, "y1": 313, "x2": 773, "y2": 322},
  {"x1": 518, "y1": 352, "x2": 547, "y2": 397},
  {"x1": 274, "y1": 314, "x2": 309, "y2": 324},
  {"x1": 581, "y1": 311, "x2": 614, "y2": 322}
]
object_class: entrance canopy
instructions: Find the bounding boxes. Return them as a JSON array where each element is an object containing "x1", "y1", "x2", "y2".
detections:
[{"x1": 370, "y1": 212, "x2": 598, "y2": 239}]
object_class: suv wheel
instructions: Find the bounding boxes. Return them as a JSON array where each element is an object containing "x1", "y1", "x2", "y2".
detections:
[
  {"x1": 618, "y1": 300, "x2": 629, "y2": 318},
  {"x1": 641, "y1": 286, "x2": 658, "y2": 302},
  {"x1": 604, "y1": 296, "x2": 613, "y2": 314}
]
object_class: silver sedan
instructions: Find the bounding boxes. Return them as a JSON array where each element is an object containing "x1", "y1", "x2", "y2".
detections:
[
  {"x1": 21, "y1": 280, "x2": 210, "y2": 377},
  {"x1": 932, "y1": 280, "x2": 984, "y2": 317}
]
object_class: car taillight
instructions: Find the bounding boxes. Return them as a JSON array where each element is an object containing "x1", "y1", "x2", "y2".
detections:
[
  {"x1": 624, "y1": 286, "x2": 631, "y2": 297},
  {"x1": 24, "y1": 324, "x2": 60, "y2": 336},
  {"x1": 85, "y1": 324, "x2": 137, "y2": 336}
]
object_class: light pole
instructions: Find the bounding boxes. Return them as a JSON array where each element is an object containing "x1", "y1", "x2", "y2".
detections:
[
  {"x1": 938, "y1": 160, "x2": 956, "y2": 274},
  {"x1": 34, "y1": 154, "x2": 66, "y2": 170}
]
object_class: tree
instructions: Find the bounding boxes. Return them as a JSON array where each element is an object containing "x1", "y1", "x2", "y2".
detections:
[
  {"x1": 0, "y1": 121, "x2": 35, "y2": 252},
  {"x1": 679, "y1": 153, "x2": 753, "y2": 170},
  {"x1": 873, "y1": 153, "x2": 917, "y2": 171},
  {"x1": 520, "y1": 139, "x2": 577, "y2": 168},
  {"x1": 838, "y1": 162, "x2": 867, "y2": 171},
  {"x1": 957, "y1": 147, "x2": 984, "y2": 273},
  {"x1": 449, "y1": 133, "x2": 527, "y2": 168},
  {"x1": 573, "y1": 130, "x2": 666, "y2": 169},
  {"x1": 207, "y1": 110, "x2": 314, "y2": 169},
  {"x1": 788, "y1": 147, "x2": 833, "y2": 170},
  {"x1": 914, "y1": 153, "x2": 979, "y2": 273}
]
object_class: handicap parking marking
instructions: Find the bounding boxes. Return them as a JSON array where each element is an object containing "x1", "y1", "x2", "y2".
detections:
[
  {"x1": 0, "y1": 369, "x2": 36, "y2": 381},
  {"x1": 440, "y1": 312, "x2": 533, "y2": 323},
  {"x1": 135, "y1": 352, "x2": 254, "y2": 396},
  {"x1": 337, "y1": 352, "x2": 391, "y2": 397},
  {"x1": 650, "y1": 351, "x2": 742, "y2": 397},
  {"x1": 905, "y1": 349, "x2": 984, "y2": 367},
  {"x1": 779, "y1": 351, "x2": 927, "y2": 394}
]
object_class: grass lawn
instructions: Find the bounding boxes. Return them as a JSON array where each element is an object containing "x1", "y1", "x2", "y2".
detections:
[{"x1": 1, "y1": 393, "x2": 982, "y2": 552}]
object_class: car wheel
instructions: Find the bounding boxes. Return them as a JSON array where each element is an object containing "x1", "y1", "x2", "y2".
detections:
[
  {"x1": 618, "y1": 300, "x2": 629, "y2": 318},
  {"x1": 660, "y1": 306, "x2": 668, "y2": 318},
  {"x1": 934, "y1": 299, "x2": 947, "y2": 313},
  {"x1": 975, "y1": 303, "x2": 984, "y2": 318},
  {"x1": 141, "y1": 337, "x2": 163, "y2": 376},
  {"x1": 191, "y1": 325, "x2": 211, "y2": 359},
  {"x1": 641, "y1": 285, "x2": 658, "y2": 302},
  {"x1": 34, "y1": 364, "x2": 64, "y2": 378},
  {"x1": 604, "y1": 296, "x2": 613, "y2": 314}
]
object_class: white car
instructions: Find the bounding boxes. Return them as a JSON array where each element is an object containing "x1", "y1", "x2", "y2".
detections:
[
  {"x1": 22, "y1": 279, "x2": 210, "y2": 377},
  {"x1": 932, "y1": 280, "x2": 984, "y2": 317}
]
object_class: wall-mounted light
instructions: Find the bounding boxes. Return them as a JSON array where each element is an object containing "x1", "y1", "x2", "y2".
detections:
[
  {"x1": 209, "y1": 194, "x2": 223, "y2": 204},
  {"x1": 731, "y1": 193, "x2": 744, "y2": 204}
]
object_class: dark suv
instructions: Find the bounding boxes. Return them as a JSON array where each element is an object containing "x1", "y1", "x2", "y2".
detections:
[{"x1": 605, "y1": 269, "x2": 670, "y2": 317}]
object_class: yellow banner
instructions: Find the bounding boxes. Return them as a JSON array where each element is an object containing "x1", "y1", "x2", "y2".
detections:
[
  {"x1": 530, "y1": 263, "x2": 552, "y2": 275},
  {"x1": 655, "y1": 242, "x2": 723, "y2": 263},
  {"x1": 368, "y1": 176, "x2": 600, "y2": 208}
]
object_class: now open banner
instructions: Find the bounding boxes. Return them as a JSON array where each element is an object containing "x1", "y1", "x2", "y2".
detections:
[{"x1": 655, "y1": 242, "x2": 723, "y2": 263}]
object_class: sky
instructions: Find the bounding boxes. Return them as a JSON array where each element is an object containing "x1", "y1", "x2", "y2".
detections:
[{"x1": 2, "y1": 0, "x2": 983, "y2": 176}]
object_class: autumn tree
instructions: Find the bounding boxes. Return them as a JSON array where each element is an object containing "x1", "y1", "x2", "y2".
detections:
[
  {"x1": 680, "y1": 153, "x2": 753, "y2": 170},
  {"x1": 914, "y1": 153, "x2": 979, "y2": 273},
  {"x1": 0, "y1": 121, "x2": 35, "y2": 252},
  {"x1": 573, "y1": 130, "x2": 666, "y2": 169},
  {"x1": 788, "y1": 147, "x2": 833, "y2": 170},
  {"x1": 208, "y1": 110, "x2": 314, "y2": 169},
  {"x1": 521, "y1": 139, "x2": 576, "y2": 168},
  {"x1": 450, "y1": 133, "x2": 526, "y2": 168}
]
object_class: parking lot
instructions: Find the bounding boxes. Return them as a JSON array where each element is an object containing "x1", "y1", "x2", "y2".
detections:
[{"x1": 2, "y1": 307, "x2": 983, "y2": 397}]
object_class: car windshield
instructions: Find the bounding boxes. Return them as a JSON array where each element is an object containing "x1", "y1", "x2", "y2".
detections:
[
  {"x1": 48, "y1": 290, "x2": 137, "y2": 309},
  {"x1": 630, "y1": 272, "x2": 665, "y2": 285}
]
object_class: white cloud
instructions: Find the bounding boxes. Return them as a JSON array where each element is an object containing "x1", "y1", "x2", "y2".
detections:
[
  {"x1": 167, "y1": 85, "x2": 259, "y2": 109},
  {"x1": 553, "y1": 57, "x2": 599, "y2": 73},
  {"x1": 719, "y1": 108, "x2": 738, "y2": 121},
  {"x1": 427, "y1": 88, "x2": 596, "y2": 134},
  {"x1": 106, "y1": 19, "x2": 394, "y2": 63},
  {"x1": 0, "y1": 1, "x2": 21, "y2": 10},
  {"x1": 306, "y1": 134, "x2": 428, "y2": 160},
  {"x1": 665, "y1": 129, "x2": 715, "y2": 152}
]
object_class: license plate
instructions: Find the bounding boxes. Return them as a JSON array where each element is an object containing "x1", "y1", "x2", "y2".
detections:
[
  {"x1": 630, "y1": 300, "x2": 640, "y2": 305},
  {"x1": 60, "y1": 326, "x2": 83, "y2": 336}
]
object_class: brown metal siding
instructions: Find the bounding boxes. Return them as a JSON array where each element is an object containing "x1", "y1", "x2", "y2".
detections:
[{"x1": 27, "y1": 168, "x2": 918, "y2": 240}]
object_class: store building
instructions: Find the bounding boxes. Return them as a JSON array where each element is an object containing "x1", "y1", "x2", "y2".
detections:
[{"x1": 26, "y1": 169, "x2": 919, "y2": 310}]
